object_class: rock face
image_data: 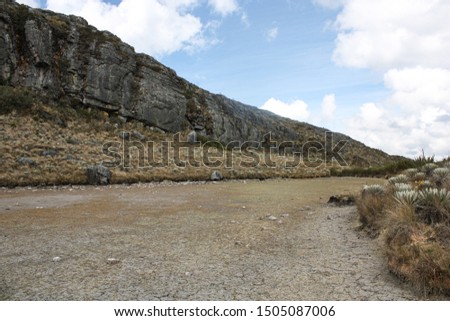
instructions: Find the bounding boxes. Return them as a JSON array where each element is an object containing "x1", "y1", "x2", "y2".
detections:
[{"x1": 0, "y1": 2, "x2": 397, "y2": 166}]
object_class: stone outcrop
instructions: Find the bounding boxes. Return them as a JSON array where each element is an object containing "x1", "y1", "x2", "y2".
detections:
[{"x1": 0, "y1": 2, "x2": 398, "y2": 166}]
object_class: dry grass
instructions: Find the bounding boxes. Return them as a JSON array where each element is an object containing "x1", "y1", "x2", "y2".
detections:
[
  {"x1": 0, "y1": 102, "x2": 330, "y2": 187},
  {"x1": 357, "y1": 169, "x2": 450, "y2": 296}
]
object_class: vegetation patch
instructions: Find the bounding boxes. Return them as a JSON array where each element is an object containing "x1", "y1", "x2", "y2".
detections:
[{"x1": 356, "y1": 162, "x2": 450, "y2": 295}]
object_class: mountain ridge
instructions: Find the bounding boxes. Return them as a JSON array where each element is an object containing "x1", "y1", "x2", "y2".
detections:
[{"x1": 0, "y1": 1, "x2": 398, "y2": 167}]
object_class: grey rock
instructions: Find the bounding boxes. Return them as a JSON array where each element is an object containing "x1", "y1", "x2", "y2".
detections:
[
  {"x1": 86, "y1": 165, "x2": 112, "y2": 185},
  {"x1": 17, "y1": 157, "x2": 36, "y2": 166},
  {"x1": 187, "y1": 131, "x2": 197, "y2": 144},
  {"x1": 131, "y1": 130, "x2": 145, "y2": 141},
  {"x1": 210, "y1": 170, "x2": 223, "y2": 181},
  {"x1": 118, "y1": 116, "x2": 127, "y2": 123},
  {"x1": 118, "y1": 131, "x2": 130, "y2": 140},
  {"x1": 267, "y1": 215, "x2": 278, "y2": 221},
  {"x1": 42, "y1": 149, "x2": 58, "y2": 157}
]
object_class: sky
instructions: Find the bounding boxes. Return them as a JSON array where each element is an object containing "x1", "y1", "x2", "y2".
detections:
[{"x1": 17, "y1": 0, "x2": 450, "y2": 159}]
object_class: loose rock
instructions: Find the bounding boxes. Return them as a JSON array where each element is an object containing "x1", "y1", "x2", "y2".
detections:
[
  {"x1": 86, "y1": 165, "x2": 112, "y2": 185},
  {"x1": 210, "y1": 171, "x2": 223, "y2": 181}
]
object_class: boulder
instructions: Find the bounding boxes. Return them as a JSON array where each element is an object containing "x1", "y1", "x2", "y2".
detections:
[
  {"x1": 187, "y1": 131, "x2": 197, "y2": 144},
  {"x1": 86, "y1": 165, "x2": 112, "y2": 185},
  {"x1": 210, "y1": 170, "x2": 223, "y2": 181}
]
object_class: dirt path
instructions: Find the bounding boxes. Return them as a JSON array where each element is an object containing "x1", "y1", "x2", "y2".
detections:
[{"x1": 0, "y1": 178, "x2": 421, "y2": 300}]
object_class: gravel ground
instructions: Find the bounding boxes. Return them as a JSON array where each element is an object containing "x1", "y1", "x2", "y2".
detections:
[{"x1": 0, "y1": 178, "x2": 428, "y2": 300}]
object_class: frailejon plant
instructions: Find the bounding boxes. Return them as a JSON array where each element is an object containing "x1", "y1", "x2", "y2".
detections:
[
  {"x1": 403, "y1": 168, "x2": 419, "y2": 179},
  {"x1": 418, "y1": 188, "x2": 450, "y2": 208},
  {"x1": 417, "y1": 188, "x2": 450, "y2": 224},
  {"x1": 394, "y1": 183, "x2": 413, "y2": 192},
  {"x1": 413, "y1": 172, "x2": 427, "y2": 182},
  {"x1": 433, "y1": 167, "x2": 449, "y2": 187},
  {"x1": 362, "y1": 184, "x2": 385, "y2": 196},
  {"x1": 388, "y1": 174, "x2": 409, "y2": 185},
  {"x1": 394, "y1": 190, "x2": 419, "y2": 206},
  {"x1": 423, "y1": 163, "x2": 438, "y2": 177}
]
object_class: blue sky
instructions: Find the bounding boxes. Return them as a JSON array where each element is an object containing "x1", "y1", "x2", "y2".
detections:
[{"x1": 18, "y1": 0, "x2": 450, "y2": 158}]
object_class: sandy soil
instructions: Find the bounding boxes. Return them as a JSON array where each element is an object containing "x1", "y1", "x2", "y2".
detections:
[{"x1": 0, "y1": 177, "x2": 425, "y2": 300}]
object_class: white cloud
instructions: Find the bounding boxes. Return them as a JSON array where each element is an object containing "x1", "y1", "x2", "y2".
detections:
[
  {"x1": 260, "y1": 98, "x2": 310, "y2": 121},
  {"x1": 44, "y1": 0, "x2": 207, "y2": 57},
  {"x1": 321, "y1": 94, "x2": 336, "y2": 120},
  {"x1": 347, "y1": 68, "x2": 450, "y2": 158},
  {"x1": 320, "y1": 0, "x2": 450, "y2": 158},
  {"x1": 331, "y1": 0, "x2": 450, "y2": 71},
  {"x1": 16, "y1": 0, "x2": 40, "y2": 7},
  {"x1": 312, "y1": 0, "x2": 346, "y2": 10},
  {"x1": 265, "y1": 27, "x2": 279, "y2": 42},
  {"x1": 208, "y1": 0, "x2": 239, "y2": 16},
  {"x1": 42, "y1": 0, "x2": 241, "y2": 57}
]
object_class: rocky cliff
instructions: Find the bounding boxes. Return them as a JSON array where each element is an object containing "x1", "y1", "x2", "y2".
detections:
[{"x1": 0, "y1": 1, "x2": 395, "y2": 166}]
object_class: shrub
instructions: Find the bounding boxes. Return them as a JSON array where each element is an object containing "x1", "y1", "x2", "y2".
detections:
[
  {"x1": 362, "y1": 184, "x2": 385, "y2": 196},
  {"x1": 433, "y1": 168, "x2": 449, "y2": 187},
  {"x1": 394, "y1": 190, "x2": 419, "y2": 207},
  {"x1": 393, "y1": 183, "x2": 413, "y2": 192},
  {"x1": 403, "y1": 168, "x2": 419, "y2": 179},
  {"x1": 413, "y1": 172, "x2": 427, "y2": 182},
  {"x1": 417, "y1": 188, "x2": 450, "y2": 225},
  {"x1": 388, "y1": 174, "x2": 409, "y2": 185},
  {"x1": 423, "y1": 163, "x2": 438, "y2": 177},
  {"x1": 356, "y1": 194, "x2": 387, "y2": 234},
  {"x1": 0, "y1": 86, "x2": 34, "y2": 114}
]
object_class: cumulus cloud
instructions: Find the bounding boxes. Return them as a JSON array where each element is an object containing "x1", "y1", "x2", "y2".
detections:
[
  {"x1": 39, "y1": 0, "x2": 241, "y2": 57},
  {"x1": 331, "y1": 0, "x2": 450, "y2": 71},
  {"x1": 260, "y1": 98, "x2": 310, "y2": 121},
  {"x1": 208, "y1": 0, "x2": 239, "y2": 16},
  {"x1": 44, "y1": 0, "x2": 209, "y2": 57},
  {"x1": 317, "y1": 0, "x2": 450, "y2": 158},
  {"x1": 265, "y1": 27, "x2": 279, "y2": 42},
  {"x1": 321, "y1": 94, "x2": 337, "y2": 120},
  {"x1": 347, "y1": 68, "x2": 450, "y2": 158}
]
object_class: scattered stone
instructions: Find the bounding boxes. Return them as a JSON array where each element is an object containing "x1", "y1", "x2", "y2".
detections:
[
  {"x1": 327, "y1": 215, "x2": 332, "y2": 220},
  {"x1": 149, "y1": 126, "x2": 165, "y2": 134},
  {"x1": 194, "y1": 125, "x2": 204, "y2": 131},
  {"x1": 118, "y1": 131, "x2": 130, "y2": 140},
  {"x1": 131, "y1": 130, "x2": 145, "y2": 141},
  {"x1": 267, "y1": 215, "x2": 278, "y2": 221},
  {"x1": 66, "y1": 137, "x2": 80, "y2": 145},
  {"x1": 210, "y1": 171, "x2": 223, "y2": 181},
  {"x1": 118, "y1": 116, "x2": 127, "y2": 123},
  {"x1": 281, "y1": 213, "x2": 289, "y2": 218},
  {"x1": 5, "y1": 207, "x2": 11, "y2": 211},
  {"x1": 86, "y1": 165, "x2": 112, "y2": 185},
  {"x1": 328, "y1": 194, "x2": 355, "y2": 206},
  {"x1": 187, "y1": 131, "x2": 197, "y2": 144},
  {"x1": 52, "y1": 256, "x2": 61, "y2": 262},
  {"x1": 42, "y1": 149, "x2": 58, "y2": 157},
  {"x1": 17, "y1": 157, "x2": 36, "y2": 166},
  {"x1": 106, "y1": 258, "x2": 120, "y2": 265}
]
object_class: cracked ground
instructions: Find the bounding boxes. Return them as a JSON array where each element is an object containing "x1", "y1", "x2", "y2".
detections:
[{"x1": 0, "y1": 178, "x2": 424, "y2": 300}]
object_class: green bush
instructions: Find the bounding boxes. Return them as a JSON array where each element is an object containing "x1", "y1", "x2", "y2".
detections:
[{"x1": 0, "y1": 86, "x2": 34, "y2": 114}]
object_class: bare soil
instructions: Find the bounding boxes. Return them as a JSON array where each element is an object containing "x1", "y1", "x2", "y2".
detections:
[{"x1": 0, "y1": 178, "x2": 425, "y2": 300}]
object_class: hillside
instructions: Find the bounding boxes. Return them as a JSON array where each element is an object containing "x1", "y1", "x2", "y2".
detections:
[{"x1": 0, "y1": 1, "x2": 401, "y2": 186}]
